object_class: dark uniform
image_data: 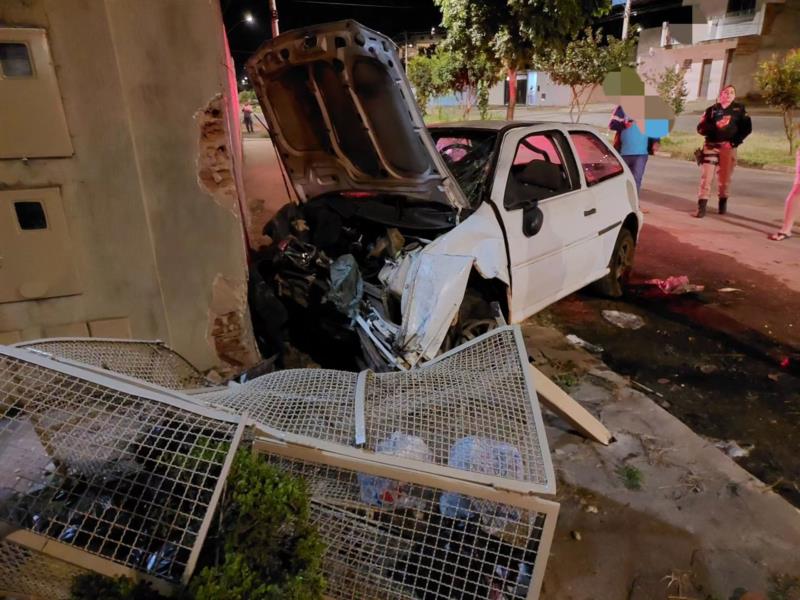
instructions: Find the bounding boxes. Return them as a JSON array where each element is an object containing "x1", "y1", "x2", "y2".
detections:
[{"x1": 695, "y1": 101, "x2": 752, "y2": 217}]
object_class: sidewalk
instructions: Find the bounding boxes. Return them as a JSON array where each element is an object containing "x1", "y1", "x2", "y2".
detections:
[{"x1": 524, "y1": 321, "x2": 800, "y2": 599}]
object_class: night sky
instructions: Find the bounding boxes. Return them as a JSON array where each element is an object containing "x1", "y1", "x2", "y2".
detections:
[{"x1": 221, "y1": 0, "x2": 443, "y2": 78}]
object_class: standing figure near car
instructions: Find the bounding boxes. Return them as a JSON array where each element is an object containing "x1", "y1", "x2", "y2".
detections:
[
  {"x1": 694, "y1": 85, "x2": 752, "y2": 218},
  {"x1": 609, "y1": 105, "x2": 660, "y2": 194},
  {"x1": 242, "y1": 101, "x2": 254, "y2": 133}
]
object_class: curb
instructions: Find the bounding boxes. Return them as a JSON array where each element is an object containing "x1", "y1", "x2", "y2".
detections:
[{"x1": 654, "y1": 152, "x2": 795, "y2": 174}]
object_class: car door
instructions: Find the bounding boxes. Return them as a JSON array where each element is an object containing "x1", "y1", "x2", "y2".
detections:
[
  {"x1": 566, "y1": 130, "x2": 632, "y2": 281},
  {"x1": 489, "y1": 127, "x2": 599, "y2": 323}
]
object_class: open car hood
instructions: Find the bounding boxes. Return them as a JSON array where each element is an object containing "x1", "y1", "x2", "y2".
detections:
[{"x1": 246, "y1": 20, "x2": 468, "y2": 210}]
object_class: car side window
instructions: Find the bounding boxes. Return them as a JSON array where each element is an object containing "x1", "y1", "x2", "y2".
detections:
[
  {"x1": 570, "y1": 132, "x2": 624, "y2": 186},
  {"x1": 504, "y1": 132, "x2": 573, "y2": 210}
]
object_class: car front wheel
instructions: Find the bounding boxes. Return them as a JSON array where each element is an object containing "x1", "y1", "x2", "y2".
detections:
[{"x1": 595, "y1": 227, "x2": 635, "y2": 298}]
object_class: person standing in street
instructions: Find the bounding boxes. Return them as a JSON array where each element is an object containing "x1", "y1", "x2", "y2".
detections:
[
  {"x1": 768, "y1": 128, "x2": 800, "y2": 241},
  {"x1": 694, "y1": 85, "x2": 752, "y2": 218},
  {"x1": 609, "y1": 105, "x2": 660, "y2": 194},
  {"x1": 242, "y1": 101, "x2": 254, "y2": 134}
]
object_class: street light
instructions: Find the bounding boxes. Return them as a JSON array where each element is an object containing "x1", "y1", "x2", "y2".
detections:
[{"x1": 228, "y1": 12, "x2": 256, "y2": 34}]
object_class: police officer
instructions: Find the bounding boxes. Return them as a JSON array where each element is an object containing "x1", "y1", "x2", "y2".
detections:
[{"x1": 694, "y1": 85, "x2": 752, "y2": 218}]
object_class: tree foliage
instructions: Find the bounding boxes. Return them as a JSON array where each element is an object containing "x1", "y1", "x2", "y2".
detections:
[
  {"x1": 756, "y1": 49, "x2": 800, "y2": 153},
  {"x1": 645, "y1": 66, "x2": 689, "y2": 117},
  {"x1": 533, "y1": 28, "x2": 637, "y2": 122},
  {"x1": 433, "y1": 0, "x2": 613, "y2": 119},
  {"x1": 408, "y1": 48, "x2": 497, "y2": 119}
]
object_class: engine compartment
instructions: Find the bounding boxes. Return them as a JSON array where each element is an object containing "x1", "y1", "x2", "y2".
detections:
[{"x1": 249, "y1": 194, "x2": 460, "y2": 371}]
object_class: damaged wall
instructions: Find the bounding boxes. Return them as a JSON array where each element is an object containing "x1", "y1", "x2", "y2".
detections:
[{"x1": 0, "y1": 0, "x2": 257, "y2": 371}]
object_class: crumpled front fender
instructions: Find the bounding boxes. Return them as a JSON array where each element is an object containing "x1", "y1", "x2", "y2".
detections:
[{"x1": 397, "y1": 203, "x2": 509, "y2": 365}]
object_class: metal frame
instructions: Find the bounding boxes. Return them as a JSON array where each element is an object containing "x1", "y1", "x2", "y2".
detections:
[
  {"x1": 0, "y1": 345, "x2": 243, "y2": 595},
  {"x1": 253, "y1": 435, "x2": 559, "y2": 600}
]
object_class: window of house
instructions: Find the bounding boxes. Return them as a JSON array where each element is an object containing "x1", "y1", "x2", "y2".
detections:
[
  {"x1": 683, "y1": 59, "x2": 693, "y2": 70},
  {"x1": 504, "y1": 132, "x2": 575, "y2": 209},
  {"x1": 0, "y1": 42, "x2": 33, "y2": 77},
  {"x1": 569, "y1": 132, "x2": 624, "y2": 187},
  {"x1": 14, "y1": 201, "x2": 48, "y2": 230},
  {"x1": 726, "y1": 0, "x2": 756, "y2": 14}
]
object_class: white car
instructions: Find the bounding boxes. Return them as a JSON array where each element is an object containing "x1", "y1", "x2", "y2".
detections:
[{"x1": 246, "y1": 20, "x2": 642, "y2": 370}]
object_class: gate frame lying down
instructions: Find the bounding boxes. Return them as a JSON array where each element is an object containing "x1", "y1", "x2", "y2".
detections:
[
  {"x1": 0, "y1": 345, "x2": 246, "y2": 596},
  {"x1": 252, "y1": 430, "x2": 560, "y2": 600}
]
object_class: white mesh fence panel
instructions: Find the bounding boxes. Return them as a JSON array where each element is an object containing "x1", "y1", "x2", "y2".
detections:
[
  {"x1": 195, "y1": 327, "x2": 554, "y2": 494},
  {"x1": 0, "y1": 347, "x2": 241, "y2": 594},
  {"x1": 196, "y1": 369, "x2": 357, "y2": 445},
  {"x1": 255, "y1": 437, "x2": 558, "y2": 600},
  {"x1": 0, "y1": 539, "x2": 90, "y2": 600},
  {"x1": 15, "y1": 338, "x2": 212, "y2": 390}
]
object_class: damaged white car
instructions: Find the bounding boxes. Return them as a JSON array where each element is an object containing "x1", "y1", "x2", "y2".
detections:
[{"x1": 246, "y1": 20, "x2": 643, "y2": 371}]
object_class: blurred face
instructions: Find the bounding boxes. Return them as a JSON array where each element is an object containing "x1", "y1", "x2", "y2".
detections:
[{"x1": 718, "y1": 86, "x2": 736, "y2": 108}]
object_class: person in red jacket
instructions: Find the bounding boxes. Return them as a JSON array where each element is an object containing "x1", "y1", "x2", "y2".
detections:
[{"x1": 694, "y1": 85, "x2": 752, "y2": 218}]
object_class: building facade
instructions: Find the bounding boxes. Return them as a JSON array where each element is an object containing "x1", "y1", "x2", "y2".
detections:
[
  {"x1": 0, "y1": 0, "x2": 258, "y2": 372},
  {"x1": 634, "y1": 0, "x2": 800, "y2": 101}
]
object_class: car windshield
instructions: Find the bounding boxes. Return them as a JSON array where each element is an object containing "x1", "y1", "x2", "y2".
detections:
[{"x1": 430, "y1": 129, "x2": 498, "y2": 207}]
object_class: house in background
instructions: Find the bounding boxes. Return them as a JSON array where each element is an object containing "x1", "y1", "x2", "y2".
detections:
[
  {"x1": 616, "y1": 0, "x2": 800, "y2": 101},
  {"x1": 0, "y1": 0, "x2": 258, "y2": 372}
]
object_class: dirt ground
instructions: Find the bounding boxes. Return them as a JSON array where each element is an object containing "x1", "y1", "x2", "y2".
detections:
[{"x1": 522, "y1": 322, "x2": 800, "y2": 600}]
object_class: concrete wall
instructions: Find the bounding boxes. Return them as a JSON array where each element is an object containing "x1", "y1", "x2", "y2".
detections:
[
  {"x1": 635, "y1": 0, "x2": 799, "y2": 101},
  {"x1": 0, "y1": 0, "x2": 256, "y2": 371},
  {"x1": 725, "y1": 0, "x2": 800, "y2": 99}
]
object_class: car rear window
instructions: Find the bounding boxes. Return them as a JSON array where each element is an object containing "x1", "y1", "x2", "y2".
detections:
[{"x1": 569, "y1": 132, "x2": 624, "y2": 186}]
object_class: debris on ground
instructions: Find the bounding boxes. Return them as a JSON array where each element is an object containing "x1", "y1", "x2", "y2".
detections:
[
  {"x1": 698, "y1": 363, "x2": 719, "y2": 374},
  {"x1": 712, "y1": 439, "x2": 754, "y2": 459},
  {"x1": 644, "y1": 275, "x2": 705, "y2": 295},
  {"x1": 565, "y1": 334, "x2": 604, "y2": 354},
  {"x1": 602, "y1": 310, "x2": 646, "y2": 330},
  {"x1": 718, "y1": 287, "x2": 743, "y2": 293}
]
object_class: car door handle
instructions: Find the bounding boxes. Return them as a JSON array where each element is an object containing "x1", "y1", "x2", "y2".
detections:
[{"x1": 584, "y1": 208, "x2": 596, "y2": 217}]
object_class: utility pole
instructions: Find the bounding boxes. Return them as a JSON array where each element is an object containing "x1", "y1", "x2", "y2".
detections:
[
  {"x1": 404, "y1": 30, "x2": 408, "y2": 69},
  {"x1": 269, "y1": 0, "x2": 280, "y2": 37},
  {"x1": 621, "y1": 0, "x2": 632, "y2": 39}
]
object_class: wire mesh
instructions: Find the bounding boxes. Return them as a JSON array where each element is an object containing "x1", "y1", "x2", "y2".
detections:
[
  {"x1": 257, "y1": 442, "x2": 553, "y2": 600},
  {"x1": 195, "y1": 369, "x2": 357, "y2": 445},
  {"x1": 15, "y1": 338, "x2": 212, "y2": 390},
  {"x1": 0, "y1": 539, "x2": 89, "y2": 600},
  {"x1": 0, "y1": 348, "x2": 240, "y2": 588},
  {"x1": 193, "y1": 326, "x2": 553, "y2": 493},
  {"x1": 365, "y1": 327, "x2": 551, "y2": 489}
]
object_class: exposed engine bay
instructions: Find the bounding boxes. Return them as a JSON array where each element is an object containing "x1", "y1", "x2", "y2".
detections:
[{"x1": 248, "y1": 193, "x2": 489, "y2": 371}]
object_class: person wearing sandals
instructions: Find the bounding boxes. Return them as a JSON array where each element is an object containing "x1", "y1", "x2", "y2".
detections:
[
  {"x1": 768, "y1": 140, "x2": 800, "y2": 241},
  {"x1": 694, "y1": 85, "x2": 752, "y2": 218}
]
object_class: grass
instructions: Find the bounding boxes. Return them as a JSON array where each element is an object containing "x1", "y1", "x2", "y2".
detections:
[
  {"x1": 660, "y1": 131, "x2": 796, "y2": 169},
  {"x1": 423, "y1": 105, "x2": 507, "y2": 124},
  {"x1": 616, "y1": 464, "x2": 644, "y2": 490}
]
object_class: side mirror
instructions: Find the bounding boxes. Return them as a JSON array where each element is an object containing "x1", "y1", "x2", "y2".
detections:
[{"x1": 522, "y1": 204, "x2": 544, "y2": 237}]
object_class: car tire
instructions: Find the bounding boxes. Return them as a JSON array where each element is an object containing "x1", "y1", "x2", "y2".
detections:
[{"x1": 595, "y1": 227, "x2": 635, "y2": 298}]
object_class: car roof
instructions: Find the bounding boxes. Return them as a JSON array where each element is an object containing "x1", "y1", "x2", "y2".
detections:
[{"x1": 428, "y1": 120, "x2": 528, "y2": 131}]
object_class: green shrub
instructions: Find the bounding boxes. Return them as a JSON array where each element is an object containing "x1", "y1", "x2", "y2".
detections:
[
  {"x1": 190, "y1": 450, "x2": 325, "y2": 599},
  {"x1": 70, "y1": 573, "x2": 163, "y2": 599},
  {"x1": 70, "y1": 450, "x2": 324, "y2": 600}
]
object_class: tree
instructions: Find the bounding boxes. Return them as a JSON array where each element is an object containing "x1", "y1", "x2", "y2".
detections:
[
  {"x1": 645, "y1": 66, "x2": 689, "y2": 117},
  {"x1": 533, "y1": 28, "x2": 637, "y2": 123},
  {"x1": 434, "y1": 0, "x2": 612, "y2": 120},
  {"x1": 756, "y1": 49, "x2": 800, "y2": 154},
  {"x1": 407, "y1": 48, "x2": 498, "y2": 119},
  {"x1": 407, "y1": 54, "x2": 437, "y2": 117}
]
